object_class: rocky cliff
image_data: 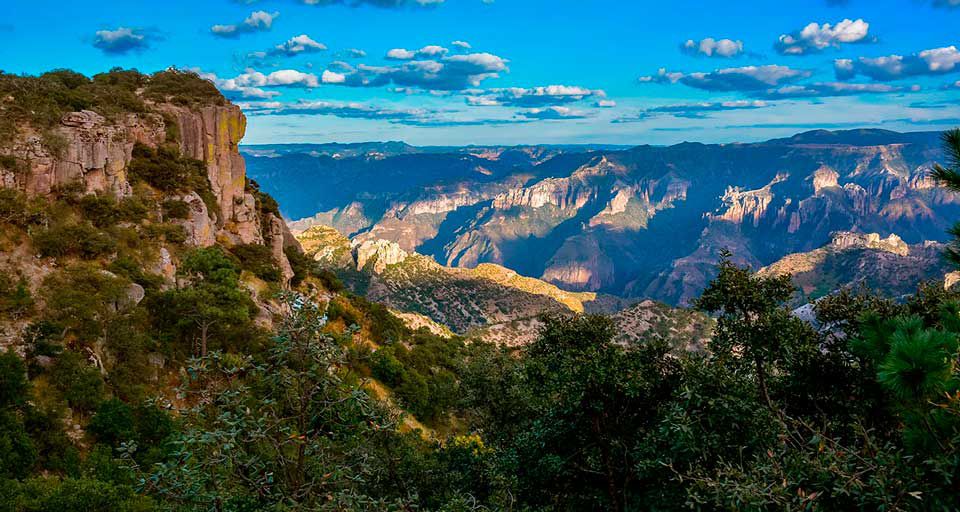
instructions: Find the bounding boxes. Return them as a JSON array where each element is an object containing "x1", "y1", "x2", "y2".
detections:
[
  {"x1": 248, "y1": 130, "x2": 957, "y2": 305},
  {"x1": 2, "y1": 93, "x2": 296, "y2": 284}
]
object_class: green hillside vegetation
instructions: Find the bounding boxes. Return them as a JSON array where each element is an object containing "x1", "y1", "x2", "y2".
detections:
[{"x1": 1, "y1": 68, "x2": 960, "y2": 510}]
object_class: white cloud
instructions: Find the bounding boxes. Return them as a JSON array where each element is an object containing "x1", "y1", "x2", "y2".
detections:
[
  {"x1": 386, "y1": 45, "x2": 449, "y2": 60},
  {"x1": 321, "y1": 70, "x2": 346, "y2": 84},
  {"x1": 211, "y1": 10, "x2": 279, "y2": 37},
  {"x1": 521, "y1": 106, "x2": 589, "y2": 120},
  {"x1": 682, "y1": 38, "x2": 744, "y2": 58},
  {"x1": 194, "y1": 70, "x2": 282, "y2": 99},
  {"x1": 452, "y1": 40, "x2": 472, "y2": 49},
  {"x1": 466, "y1": 85, "x2": 604, "y2": 107},
  {"x1": 272, "y1": 34, "x2": 326, "y2": 56},
  {"x1": 776, "y1": 18, "x2": 872, "y2": 55},
  {"x1": 641, "y1": 65, "x2": 810, "y2": 91},
  {"x1": 836, "y1": 46, "x2": 960, "y2": 81}
]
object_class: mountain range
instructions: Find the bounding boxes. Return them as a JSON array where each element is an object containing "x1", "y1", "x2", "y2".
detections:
[{"x1": 246, "y1": 129, "x2": 958, "y2": 305}]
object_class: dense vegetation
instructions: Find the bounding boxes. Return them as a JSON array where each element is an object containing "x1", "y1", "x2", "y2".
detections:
[
  {"x1": 1, "y1": 68, "x2": 959, "y2": 510},
  {"x1": 0, "y1": 68, "x2": 224, "y2": 149}
]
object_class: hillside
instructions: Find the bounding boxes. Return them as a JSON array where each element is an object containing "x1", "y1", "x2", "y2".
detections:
[
  {"x1": 298, "y1": 224, "x2": 711, "y2": 346},
  {"x1": 758, "y1": 231, "x2": 952, "y2": 303},
  {"x1": 249, "y1": 130, "x2": 954, "y2": 304},
  {"x1": 0, "y1": 69, "x2": 302, "y2": 351}
]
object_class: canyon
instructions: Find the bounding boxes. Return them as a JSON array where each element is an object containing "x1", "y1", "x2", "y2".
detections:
[{"x1": 247, "y1": 129, "x2": 957, "y2": 305}]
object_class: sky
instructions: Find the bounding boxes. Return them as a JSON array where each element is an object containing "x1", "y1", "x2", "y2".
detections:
[{"x1": 2, "y1": 0, "x2": 960, "y2": 146}]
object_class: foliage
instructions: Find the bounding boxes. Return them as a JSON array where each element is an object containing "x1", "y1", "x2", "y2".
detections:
[
  {"x1": 48, "y1": 351, "x2": 104, "y2": 414},
  {"x1": 931, "y1": 128, "x2": 960, "y2": 266},
  {"x1": 230, "y1": 243, "x2": 281, "y2": 282},
  {"x1": 127, "y1": 143, "x2": 210, "y2": 195},
  {"x1": 31, "y1": 221, "x2": 116, "y2": 259},
  {"x1": 149, "y1": 246, "x2": 258, "y2": 357},
  {"x1": 40, "y1": 264, "x2": 129, "y2": 344},
  {"x1": 124, "y1": 294, "x2": 406, "y2": 510}
]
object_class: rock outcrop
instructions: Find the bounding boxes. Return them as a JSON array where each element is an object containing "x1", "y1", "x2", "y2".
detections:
[{"x1": 2, "y1": 100, "x2": 297, "y2": 285}]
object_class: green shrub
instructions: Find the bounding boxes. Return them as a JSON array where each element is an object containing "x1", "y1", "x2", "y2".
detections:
[
  {"x1": 143, "y1": 223, "x2": 186, "y2": 245},
  {"x1": 161, "y1": 199, "x2": 190, "y2": 220},
  {"x1": 0, "y1": 188, "x2": 27, "y2": 225},
  {"x1": 370, "y1": 347, "x2": 406, "y2": 387},
  {"x1": 143, "y1": 69, "x2": 225, "y2": 107},
  {"x1": 230, "y1": 243, "x2": 281, "y2": 282},
  {"x1": 117, "y1": 197, "x2": 149, "y2": 223},
  {"x1": 48, "y1": 351, "x2": 104, "y2": 414},
  {"x1": 77, "y1": 194, "x2": 119, "y2": 227},
  {"x1": 127, "y1": 143, "x2": 209, "y2": 194},
  {"x1": 0, "y1": 274, "x2": 34, "y2": 319},
  {"x1": 32, "y1": 222, "x2": 116, "y2": 259},
  {"x1": 315, "y1": 268, "x2": 345, "y2": 293},
  {"x1": 284, "y1": 246, "x2": 313, "y2": 287},
  {"x1": 88, "y1": 399, "x2": 135, "y2": 448}
]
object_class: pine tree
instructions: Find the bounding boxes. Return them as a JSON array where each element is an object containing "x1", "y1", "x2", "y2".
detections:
[{"x1": 930, "y1": 128, "x2": 960, "y2": 265}]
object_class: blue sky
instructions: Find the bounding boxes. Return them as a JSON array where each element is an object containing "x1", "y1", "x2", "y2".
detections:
[{"x1": 2, "y1": 0, "x2": 959, "y2": 145}]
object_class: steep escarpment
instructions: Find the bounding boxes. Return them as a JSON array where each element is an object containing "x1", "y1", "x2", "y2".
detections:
[
  {"x1": 0, "y1": 70, "x2": 299, "y2": 357},
  {"x1": 250, "y1": 130, "x2": 955, "y2": 305},
  {"x1": 0, "y1": 71, "x2": 296, "y2": 286}
]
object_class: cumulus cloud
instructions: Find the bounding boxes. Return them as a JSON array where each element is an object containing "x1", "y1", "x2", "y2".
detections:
[
  {"x1": 776, "y1": 19, "x2": 873, "y2": 55},
  {"x1": 682, "y1": 38, "x2": 744, "y2": 58},
  {"x1": 386, "y1": 45, "x2": 449, "y2": 60},
  {"x1": 452, "y1": 40, "x2": 472, "y2": 49},
  {"x1": 330, "y1": 49, "x2": 509, "y2": 91},
  {"x1": 640, "y1": 65, "x2": 810, "y2": 91},
  {"x1": 211, "y1": 10, "x2": 278, "y2": 37},
  {"x1": 596, "y1": 99, "x2": 617, "y2": 108},
  {"x1": 464, "y1": 85, "x2": 604, "y2": 107},
  {"x1": 202, "y1": 68, "x2": 321, "y2": 98},
  {"x1": 269, "y1": 34, "x2": 326, "y2": 56},
  {"x1": 835, "y1": 46, "x2": 960, "y2": 81},
  {"x1": 194, "y1": 70, "x2": 281, "y2": 99},
  {"x1": 520, "y1": 106, "x2": 589, "y2": 120},
  {"x1": 93, "y1": 27, "x2": 154, "y2": 54}
]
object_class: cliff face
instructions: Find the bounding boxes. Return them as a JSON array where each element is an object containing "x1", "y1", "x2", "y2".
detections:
[
  {"x1": 2, "y1": 102, "x2": 296, "y2": 284},
  {"x1": 247, "y1": 130, "x2": 955, "y2": 305}
]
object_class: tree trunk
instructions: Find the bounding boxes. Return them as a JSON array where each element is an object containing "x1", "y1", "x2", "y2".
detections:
[
  {"x1": 755, "y1": 355, "x2": 772, "y2": 409},
  {"x1": 201, "y1": 323, "x2": 209, "y2": 357}
]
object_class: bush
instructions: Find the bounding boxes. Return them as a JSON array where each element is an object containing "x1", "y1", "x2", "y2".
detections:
[
  {"x1": 143, "y1": 223, "x2": 186, "y2": 245},
  {"x1": 143, "y1": 69, "x2": 225, "y2": 107},
  {"x1": 88, "y1": 399, "x2": 135, "y2": 448},
  {"x1": 127, "y1": 143, "x2": 209, "y2": 194},
  {"x1": 48, "y1": 352, "x2": 104, "y2": 414},
  {"x1": 230, "y1": 243, "x2": 281, "y2": 282},
  {"x1": 32, "y1": 222, "x2": 116, "y2": 259},
  {"x1": 161, "y1": 199, "x2": 190, "y2": 220},
  {"x1": 315, "y1": 268, "x2": 345, "y2": 293},
  {"x1": 370, "y1": 347, "x2": 405, "y2": 387},
  {"x1": 77, "y1": 194, "x2": 119, "y2": 227},
  {"x1": 0, "y1": 274, "x2": 34, "y2": 319},
  {"x1": 0, "y1": 188, "x2": 28, "y2": 225},
  {"x1": 284, "y1": 246, "x2": 313, "y2": 287},
  {"x1": 117, "y1": 197, "x2": 149, "y2": 223}
]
